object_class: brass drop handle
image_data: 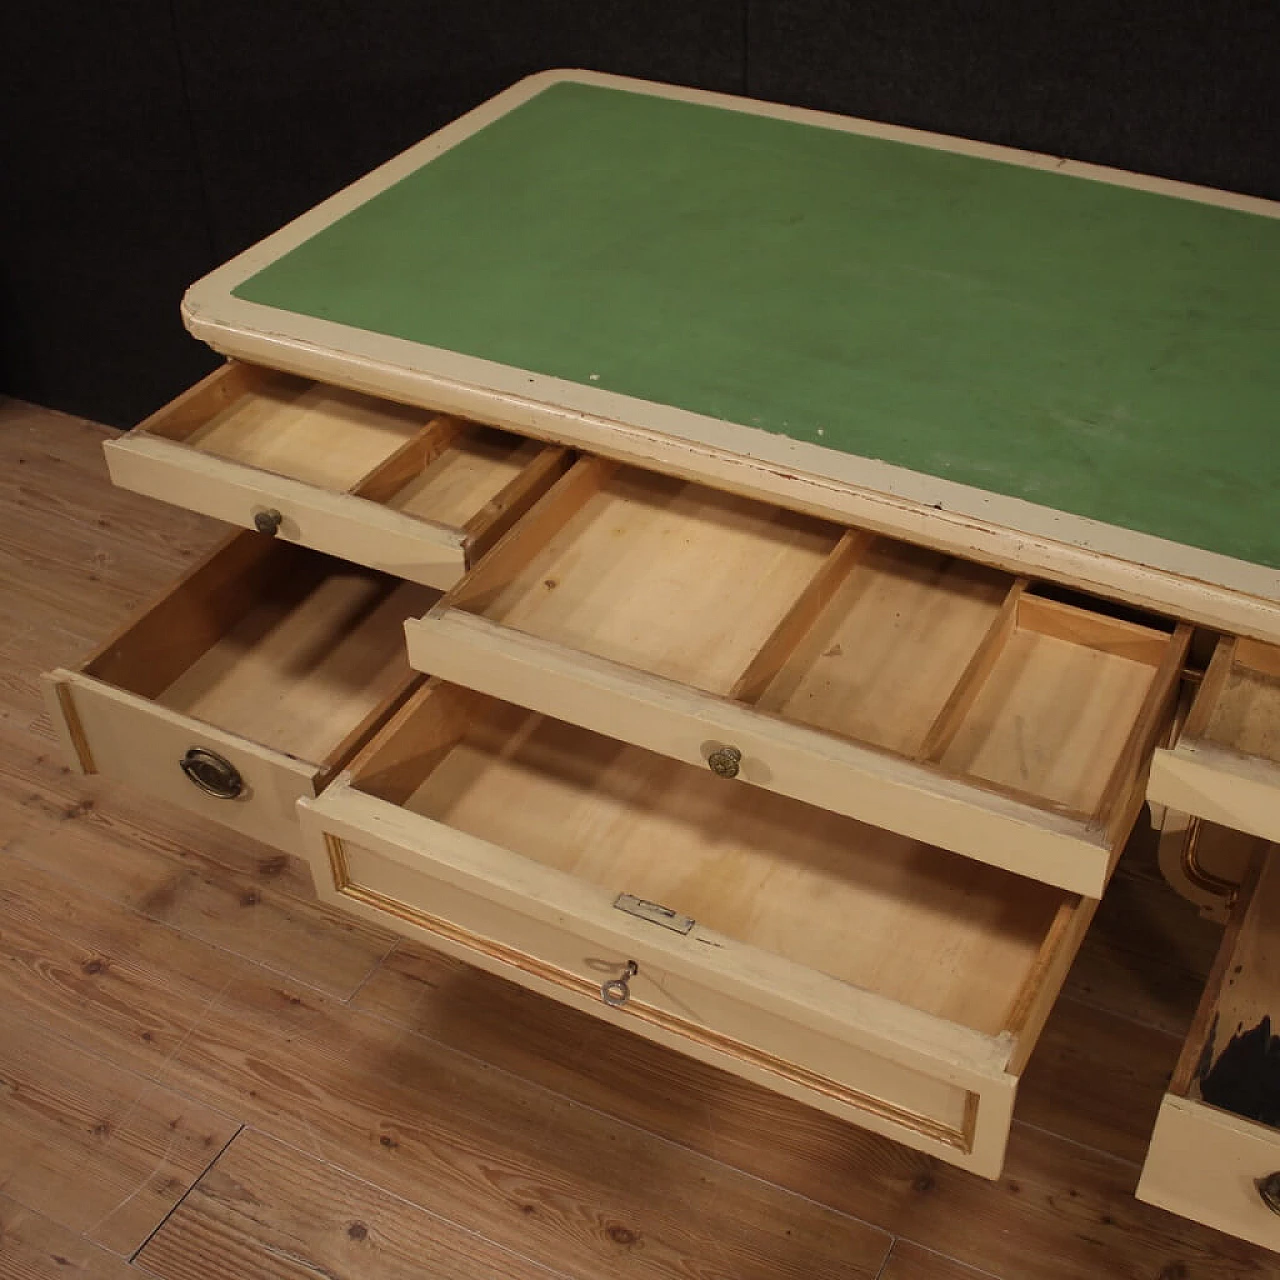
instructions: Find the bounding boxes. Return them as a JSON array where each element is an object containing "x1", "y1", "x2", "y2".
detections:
[
  {"x1": 254, "y1": 508, "x2": 283, "y2": 536},
  {"x1": 1257, "y1": 1172, "x2": 1280, "y2": 1215},
  {"x1": 180, "y1": 747, "x2": 244, "y2": 799},
  {"x1": 707, "y1": 746, "x2": 742, "y2": 779},
  {"x1": 601, "y1": 960, "x2": 638, "y2": 1007}
]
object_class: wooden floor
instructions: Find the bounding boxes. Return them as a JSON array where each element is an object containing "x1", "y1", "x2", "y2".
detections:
[{"x1": 1, "y1": 397, "x2": 1277, "y2": 1280}]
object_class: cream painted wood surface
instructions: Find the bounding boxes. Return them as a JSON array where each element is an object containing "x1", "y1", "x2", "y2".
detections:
[
  {"x1": 180, "y1": 70, "x2": 1280, "y2": 645},
  {"x1": 105, "y1": 361, "x2": 571, "y2": 588},
  {"x1": 407, "y1": 460, "x2": 1189, "y2": 896},
  {"x1": 1138, "y1": 843, "x2": 1280, "y2": 1250},
  {"x1": 42, "y1": 531, "x2": 435, "y2": 853},
  {"x1": 1150, "y1": 636, "x2": 1280, "y2": 842},
  {"x1": 298, "y1": 680, "x2": 1095, "y2": 1177}
]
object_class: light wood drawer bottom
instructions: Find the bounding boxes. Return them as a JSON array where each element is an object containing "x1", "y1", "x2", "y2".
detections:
[
  {"x1": 1137, "y1": 835, "x2": 1280, "y2": 1250},
  {"x1": 43, "y1": 532, "x2": 436, "y2": 854},
  {"x1": 301, "y1": 680, "x2": 1096, "y2": 1177}
]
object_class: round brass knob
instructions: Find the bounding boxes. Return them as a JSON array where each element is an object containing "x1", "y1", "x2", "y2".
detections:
[
  {"x1": 254, "y1": 508, "x2": 283, "y2": 536},
  {"x1": 1257, "y1": 1172, "x2": 1280, "y2": 1216},
  {"x1": 707, "y1": 746, "x2": 742, "y2": 779},
  {"x1": 180, "y1": 747, "x2": 244, "y2": 799}
]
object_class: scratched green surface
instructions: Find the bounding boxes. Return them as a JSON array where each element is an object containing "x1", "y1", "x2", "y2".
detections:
[{"x1": 234, "y1": 82, "x2": 1280, "y2": 568}]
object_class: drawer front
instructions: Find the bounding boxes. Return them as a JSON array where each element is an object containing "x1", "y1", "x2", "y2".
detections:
[
  {"x1": 300, "y1": 792, "x2": 1015, "y2": 1175},
  {"x1": 1138, "y1": 1096, "x2": 1280, "y2": 1252},
  {"x1": 106, "y1": 435, "x2": 469, "y2": 589},
  {"x1": 106, "y1": 362, "x2": 570, "y2": 590},
  {"x1": 45, "y1": 671, "x2": 318, "y2": 855},
  {"x1": 294, "y1": 679, "x2": 1097, "y2": 1179},
  {"x1": 1137, "y1": 836, "x2": 1280, "y2": 1248},
  {"x1": 1149, "y1": 636, "x2": 1280, "y2": 842}
]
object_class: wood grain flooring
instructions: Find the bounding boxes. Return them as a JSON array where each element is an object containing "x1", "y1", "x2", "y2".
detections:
[{"x1": 1, "y1": 397, "x2": 1277, "y2": 1279}]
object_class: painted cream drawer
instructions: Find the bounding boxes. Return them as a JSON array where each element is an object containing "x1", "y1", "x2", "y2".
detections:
[
  {"x1": 405, "y1": 456, "x2": 1189, "y2": 897},
  {"x1": 43, "y1": 533, "x2": 436, "y2": 855},
  {"x1": 1138, "y1": 838, "x2": 1280, "y2": 1252},
  {"x1": 105, "y1": 361, "x2": 571, "y2": 589},
  {"x1": 299, "y1": 680, "x2": 1096, "y2": 1178},
  {"x1": 1149, "y1": 635, "x2": 1280, "y2": 843}
]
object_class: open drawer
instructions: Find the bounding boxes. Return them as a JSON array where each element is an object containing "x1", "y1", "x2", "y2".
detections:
[
  {"x1": 43, "y1": 533, "x2": 437, "y2": 855},
  {"x1": 1137, "y1": 835, "x2": 1280, "y2": 1251},
  {"x1": 405, "y1": 457, "x2": 1190, "y2": 897},
  {"x1": 105, "y1": 361, "x2": 572, "y2": 588},
  {"x1": 299, "y1": 680, "x2": 1096, "y2": 1177},
  {"x1": 1149, "y1": 636, "x2": 1280, "y2": 843}
]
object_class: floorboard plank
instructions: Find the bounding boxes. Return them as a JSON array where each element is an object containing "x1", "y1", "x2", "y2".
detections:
[
  {"x1": 137, "y1": 1128, "x2": 572, "y2": 1280},
  {"x1": 878, "y1": 1242, "x2": 1002, "y2": 1279},
  {"x1": 0, "y1": 1192, "x2": 138, "y2": 1280},
  {"x1": 0, "y1": 1009, "x2": 238, "y2": 1256}
]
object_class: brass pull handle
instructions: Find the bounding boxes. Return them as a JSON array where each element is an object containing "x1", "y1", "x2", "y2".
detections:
[
  {"x1": 180, "y1": 747, "x2": 244, "y2": 799},
  {"x1": 601, "y1": 960, "x2": 638, "y2": 1007},
  {"x1": 1257, "y1": 1172, "x2": 1280, "y2": 1215},
  {"x1": 254, "y1": 508, "x2": 283, "y2": 536},
  {"x1": 707, "y1": 746, "x2": 742, "y2": 779}
]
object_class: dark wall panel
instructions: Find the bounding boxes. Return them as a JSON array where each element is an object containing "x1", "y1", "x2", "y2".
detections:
[
  {"x1": 174, "y1": 0, "x2": 746, "y2": 260},
  {"x1": 745, "y1": 1, "x2": 1280, "y2": 200},
  {"x1": 1, "y1": 2, "x2": 220, "y2": 427}
]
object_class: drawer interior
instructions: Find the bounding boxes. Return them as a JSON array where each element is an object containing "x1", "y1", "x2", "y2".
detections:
[
  {"x1": 349, "y1": 682, "x2": 1077, "y2": 1038},
  {"x1": 140, "y1": 362, "x2": 562, "y2": 547},
  {"x1": 1177, "y1": 836, "x2": 1280, "y2": 1123},
  {"x1": 85, "y1": 535, "x2": 438, "y2": 766},
  {"x1": 452, "y1": 455, "x2": 1185, "y2": 825},
  {"x1": 1186, "y1": 636, "x2": 1280, "y2": 766}
]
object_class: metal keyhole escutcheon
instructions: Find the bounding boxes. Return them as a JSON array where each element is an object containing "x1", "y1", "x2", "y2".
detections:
[
  {"x1": 1257, "y1": 1172, "x2": 1280, "y2": 1215},
  {"x1": 254, "y1": 508, "x2": 283, "y2": 536},
  {"x1": 601, "y1": 960, "x2": 638, "y2": 1007},
  {"x1": 707, "y1": 746, "x2": 742, "y2": 779},
  {"x1": 180, "y1": 747, "x2": 244, "y2": 799}
]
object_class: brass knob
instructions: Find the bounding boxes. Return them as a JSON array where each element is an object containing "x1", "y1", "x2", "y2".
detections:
[
  {"x1": 180, "y1": 747, "x2": 244, "y2": 799},
  {"x1": 1257, "y1": 1172, "x2": 1280, "y2": 1215},
  {"x1": 254, "y1": 508, "x2": 283, "y2": 536},
  {"x1": 707, "y1": 746, "x2": 742, "y2": 779},
  {"x1": 601, "y1": 960, "x2": 638, "y2": 1007}
]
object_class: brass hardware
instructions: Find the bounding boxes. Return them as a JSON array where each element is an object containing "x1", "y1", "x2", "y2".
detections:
[
  {"x1": 614, "y1": 893, "x2": 694, "y2": 935},
  {"x1": 1257, "y1": 1172, "x2": 1280, "y2": 1215},
  {"x1": 180, "y1": 747, "x2": 244, "y2": 799},
  {"x1": 601, "y1": 960, "x2": 638, "y2": 1007},
  {"x1": 254, "y1": 508, "x2": 283, "y2": 536},
  {"x1": 707, "y1": 746, "x2": 742, "y2": 779},
  {"x1": 1180, "y1": 815, "x2": 1241, "y2": 905}
]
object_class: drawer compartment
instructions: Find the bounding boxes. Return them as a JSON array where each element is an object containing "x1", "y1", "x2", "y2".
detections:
[
  {"x1": 1149, "y1": 635, "x2": 1280, "y2": 842},
  {"x1": 43, "y1": 534, "x2": 437, "y2": 854},
  {"x1": 300, "y1": 680, "x2": 1095, "y2": 1178},
  {"x1": 406, "y1": 457, "x2": 1189, "y2": 896},
  {"x1": 105, "y1": 361, "x2": 571, "y2": 588},
  {"x1": 1137, "y1": 835, "x2": 1280, "y2": 1250}
]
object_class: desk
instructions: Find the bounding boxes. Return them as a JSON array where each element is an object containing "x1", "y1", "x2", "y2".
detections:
[{"x1": 50, "y1": 71, "x2": 1280, "y2": 1244}]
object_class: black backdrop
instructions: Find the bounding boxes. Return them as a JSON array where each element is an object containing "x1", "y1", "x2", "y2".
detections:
[{"x1": 4, "y1": 1, "x2": 1277, "y2": 427}]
